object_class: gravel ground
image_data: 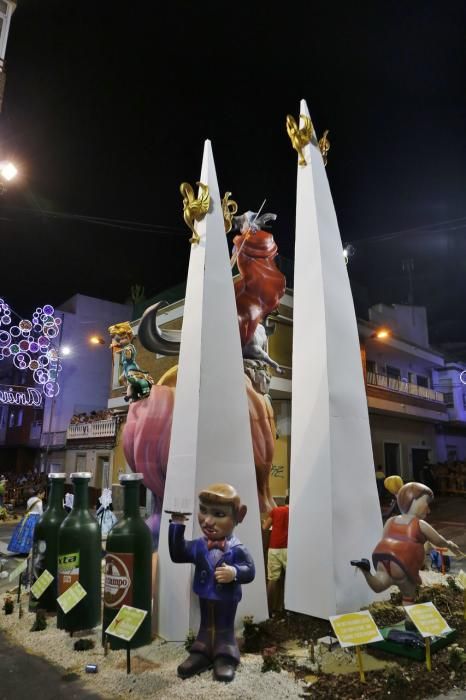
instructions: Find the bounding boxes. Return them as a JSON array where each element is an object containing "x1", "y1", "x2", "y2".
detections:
[{"x1": 0, "y1": 601, "x2": 303, "y2": 699}]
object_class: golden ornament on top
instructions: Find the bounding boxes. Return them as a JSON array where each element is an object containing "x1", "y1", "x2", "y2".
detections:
[
  {"x1": 221, "y1": 191, "x2": 238, "y2": 233},
  {"x1": 180, "y1": 181, "x2": 210, "y2": 245},
  {"x1": 318, "y1": 130, "x2": 330, "y2": 166},
  {"x1": 286, "y1": 114, "x2": 314, "y2": 166}
]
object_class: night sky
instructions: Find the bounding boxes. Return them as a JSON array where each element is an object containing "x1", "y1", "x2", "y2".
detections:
[{"x1": 2, "y1": 2, "x2": 466, "y2": 343}]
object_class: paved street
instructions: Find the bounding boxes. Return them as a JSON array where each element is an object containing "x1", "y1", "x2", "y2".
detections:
[{"x1": 0, "y1": 631, "x2": 102, "y2": 700}]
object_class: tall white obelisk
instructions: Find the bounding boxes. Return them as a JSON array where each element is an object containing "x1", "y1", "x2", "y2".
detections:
[
  {"x1": 157, "y1": 141, "x2": 268, "y2": 640},
  {"x1": 285, "y1": 100, "x2": 383, "y2": 619}
]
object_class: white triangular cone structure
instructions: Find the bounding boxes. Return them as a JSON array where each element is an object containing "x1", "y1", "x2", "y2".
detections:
[
  {"x1": 285, "y1": 100, "x2": 383, "y2": 619},
  {"x1": 157, "y1": 140, "x2": 268, "y2": 640}
]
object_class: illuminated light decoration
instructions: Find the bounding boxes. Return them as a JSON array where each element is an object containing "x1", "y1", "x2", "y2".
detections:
[
  {"x1": 33, "y1": 368, "x2": 49, "y2": 384},
  {"x1": 0, "y1": 330, "x2": 10, "y2": 347},
  {"x1": 13, "y1": 352, "x2": 31, "y2": 370},
  {"x1": 0, "y1": 385, "x2": 43, "y2": 408},
  {"x1": 44, "y1": 380, "x2": 60, "y2": 398},
  {"x1": 19, "y1": 319, "x2": 32, "y2": 332},
  {"x1": 460, "y1": 370, "x2": 466, "y2": 385},
  {"x1": 0, "y1": 300, "x2": 63, "y2": 397}
]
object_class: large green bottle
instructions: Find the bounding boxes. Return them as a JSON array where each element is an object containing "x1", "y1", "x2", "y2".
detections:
[
  {"x1": 103, "y1": 473, "x2": 152, "y2": 649},
  {"x1": 57, "y1": 472, "x2": 101, "y2": 631},
  {"x1": 29, "y1": 472, "x2": 67, "y2": 612}
]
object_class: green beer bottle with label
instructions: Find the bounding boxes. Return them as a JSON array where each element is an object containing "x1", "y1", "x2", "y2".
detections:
[
  {"x1": 57, "y1": 472, "x2": 101, "y2": 631},
  {"x1": 29, "y1": 472, "x2": 67, "y2": 612},
  {"x1": 103, "y1": 473, "x2": 152, "y2": 648}
]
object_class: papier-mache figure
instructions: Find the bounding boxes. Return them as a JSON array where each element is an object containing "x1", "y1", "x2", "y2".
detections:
[
  {"x1": 96, "y1": 488, "x2": 118, "y2": 538},
  {"x1": 351, "y1": 476, "x2": 463, "y2": 605},
  {"x1": 108, "y1": 321, "x2": 154, "y2": 403},
  {"x1": 168, "y1": 483, "x2": 255, "y2": 682}
]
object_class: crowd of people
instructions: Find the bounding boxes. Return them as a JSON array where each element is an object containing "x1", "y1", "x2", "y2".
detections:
[
  {"x1": 0, "y1": 471, "x2": 48, "y2": 511},
  {"x1": 429, "y1": 461, "x2": 466, "y2": 494},
  {"x1": 70, "y1": 409, "x2": 115, "y2": 424}
]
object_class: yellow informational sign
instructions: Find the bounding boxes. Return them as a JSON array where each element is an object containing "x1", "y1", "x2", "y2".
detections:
[
  {"x1": 405, "y1": 602, "x2": 451, "y2": 638},
  {"x1": 8, "y1": 558, "x2": 28, "y2": 583},
  {"x1": 30, "y1": 569, "x2": 54, "y2": 599},
  {"x1": 329, "y1": 610, "x2": 383, "y2": 648},
  {"x1": 457, "y1": 570, "x2": 466, "y2": 590},
  {"x1": 105, "y1": 604, "x2": 147, "y2": 642},
  {"x1": 57, "y1": 580, "x2": 87, "y2": 614}
]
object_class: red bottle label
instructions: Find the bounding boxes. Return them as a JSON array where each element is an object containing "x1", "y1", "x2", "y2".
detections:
[{"x1": 104, "y1": 553, "x2": 133, "y2": 609}]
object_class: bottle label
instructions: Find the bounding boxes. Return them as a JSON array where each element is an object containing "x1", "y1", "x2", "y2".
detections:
[
  {"x1": 104, "y1": 553, "x2": 133, "y2": 609},
  {"x1": 31, "y1": 539, "x2": 47, "y2": 583},
  {"x1": 58, "y1": 552, "x2": 80, "y2": 595}
]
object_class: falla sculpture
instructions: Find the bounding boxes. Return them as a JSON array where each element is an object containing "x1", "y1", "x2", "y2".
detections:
[
  {"x1": 167, "y1": 483, "x2": 255, "y2": 683},
  {"x1": 108, "y1": 321, "x2": 154, "y2": 403},
  {"x1": 351, "y1": 476, "x2": 463, "y2": 605}
]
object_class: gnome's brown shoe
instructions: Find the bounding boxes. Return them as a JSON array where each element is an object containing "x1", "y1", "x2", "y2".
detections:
[
  {"x1": 213, "y1": 655, "x2": 237, "y2": 682},
  {"x1": 177, "y1": 652, "x2": 212, "y2": 679}
]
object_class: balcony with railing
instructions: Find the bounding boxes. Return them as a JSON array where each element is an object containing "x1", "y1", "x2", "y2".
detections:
[
  {"x1": 366, "y1": 371, "x2": 444, "y2": 404},
  {"x1": 67, "y1": 418, "x2": 117, "y2": 441}
]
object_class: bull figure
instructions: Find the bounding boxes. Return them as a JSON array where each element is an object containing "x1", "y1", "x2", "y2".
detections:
[{"x1": 123, "y1": 213, "x2": 286, "y2": 546}]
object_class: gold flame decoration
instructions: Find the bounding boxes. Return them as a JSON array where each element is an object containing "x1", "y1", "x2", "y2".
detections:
[
  {"x1": 221, "y1": 191, "x2": 238, "y2": 233},
  {"x1": 180, "y1": 181, "x2": 210, "y2": 245},
  {"x1": 318, "y1": 130, "x2": 330, "y2": 166},
  {"x1": 286, "y1": 114, "x2": 314, "y2": 166}
]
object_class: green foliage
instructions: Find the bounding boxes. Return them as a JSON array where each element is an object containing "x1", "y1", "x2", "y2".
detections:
[
  {"x1": 184, "y1": 629, "x2": 196, "y2": 651},
  {"x1": 30, "y1": 610, "x2": 47, "y2": 631},
  {"x1": 448, "y1": 644, "x2": 465, "y2": 671},
  {"x1": 446, "y1": 576, "x2": 461, "y2": 592},
  {"x1": 242, "y1": 614, "x2": 263, "y2": 653},
  {"x1": 74, "y1": 639, "x2": 95, "y2": 651},
  {"x1": 384, "y1": 667, "x2": 409, "y2": 692},
  {"x1": 2, "y1": 595, "x2": 14, "y2": 615},
  {"x1": 261, "y1": 651, "x2": 282, "y2": 673}
]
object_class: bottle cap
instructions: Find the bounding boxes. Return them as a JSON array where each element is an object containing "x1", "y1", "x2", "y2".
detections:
[
  {"x1": 119, "y1": 473, "x2": 144, "y2": 482},
  {"x1": 71, "y1": 472, "x2": 92, "y2": 480},
  {"x1": 48, "y1": 473, "x2": 66, "y2": 480}
]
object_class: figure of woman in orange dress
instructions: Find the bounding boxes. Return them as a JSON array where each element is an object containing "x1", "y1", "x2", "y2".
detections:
[{"x1": 351, "y1": 477, "x2": 462, "y2": 605}]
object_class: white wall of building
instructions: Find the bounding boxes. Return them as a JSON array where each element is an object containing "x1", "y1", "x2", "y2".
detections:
[
  {"x1": 368, "y1": 303, "x2": 430, "y2": 348},
  {"x1": 369, "y1": 414, "x2": 436, "y2": 479},
  {"x1": 42, "y1": 294, "x2": 131, "y2": 435}
]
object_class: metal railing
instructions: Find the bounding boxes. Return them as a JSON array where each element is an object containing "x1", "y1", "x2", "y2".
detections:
[
  {"x1": 366, "y1": 371, "x2": 444, "y2": 403},
  {"x1": 67, "y1": 418, "x2": 117, "y2": 440}
]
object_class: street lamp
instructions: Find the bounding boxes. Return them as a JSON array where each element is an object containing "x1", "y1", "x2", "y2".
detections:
[
  {"x1": 0, "y1": 160, "x2": 17, "y2": 181},
  {"x1": 0, "y1": 160, "x2": 18, "y2": 194},
  {"x1": 369, "y1": 327, "x2": 392, "y2": 340}
]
